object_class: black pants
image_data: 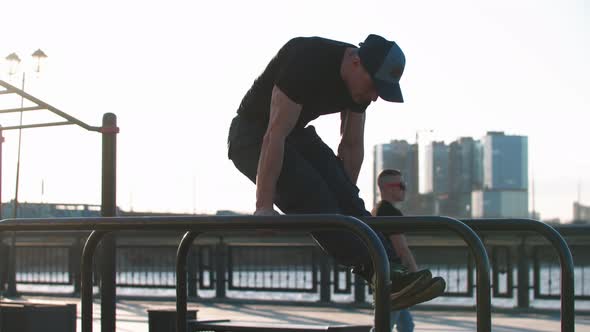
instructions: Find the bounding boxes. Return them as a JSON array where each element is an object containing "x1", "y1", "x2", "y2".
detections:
[{"x1": 228, "y1": 115, "x2": 398, "y2": 269}]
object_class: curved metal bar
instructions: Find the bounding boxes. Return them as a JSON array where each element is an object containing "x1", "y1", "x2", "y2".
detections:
[
  {"x1": 463, "y1": 218, "x2": 575, "y2": 332},
  {"x1": 81, "y1": 230, "x2": 108, "y2": 332},
  {"x1": 364, "y1": 216, "x2": 491, "y2": 332},
  {"x1": 176, "y1": 231, "x2": 201, "y2": 332},
  {"x1": 0, "y1": 214, "x2": 399, "y2": 332}
]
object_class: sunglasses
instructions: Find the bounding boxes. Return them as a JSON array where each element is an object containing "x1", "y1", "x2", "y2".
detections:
[{"x1": 384, "y1": 182, "x2": 406, "y2": 190}]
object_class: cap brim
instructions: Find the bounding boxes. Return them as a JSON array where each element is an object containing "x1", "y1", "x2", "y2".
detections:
[{"x1": 375, "y1": 79, "x2": 404, "y2": 103}]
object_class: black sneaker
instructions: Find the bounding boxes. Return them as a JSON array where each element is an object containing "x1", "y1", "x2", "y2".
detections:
[
  {"x1": 357, "y1": 262, "x2": 432, "y2": 306},
  {"x1": 388, "y1": 263, "x2": 432, "y2": 301},
  {"x1": 391, "y1": 276, "x2": 446, "y2": 310}
]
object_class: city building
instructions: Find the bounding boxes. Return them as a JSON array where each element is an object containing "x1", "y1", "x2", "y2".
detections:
[
  {"x1": 472, "y1": 132, "x2": 528, "y2": 218},
  {"x1": 373, "y1": 131, "x2": 529, "y2": 219},
  {"x1": 424, "y1": 141, "x2": 451, "y2": 215},
  {"x1": 448, "y1": 137, "x2": 483, "y2": 218}
]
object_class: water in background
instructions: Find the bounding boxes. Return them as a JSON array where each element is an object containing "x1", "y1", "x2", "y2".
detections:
[{"x1": 16, "y1": 267, "x2": 590, "y2": 311}]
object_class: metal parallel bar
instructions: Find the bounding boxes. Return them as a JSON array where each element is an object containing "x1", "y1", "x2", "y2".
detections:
[
  {"x1": 364, "y1": 216, "x2": 491, "y2": 332},
  {"x1": 0, "y1": 215, "x2": 389, "y2": 232},
  {"x1": 81, "y1": 230, "x2": 108, "y2": 332},
  {"x1": 176, "y1": 231, "x2": 201, "y2": 332},
  {"x1": 0, "y1": 215, "x2": 390, "y2": 332},
  {"x1": 0, "y1": 215, "x2": 491, "y2": 332},
  {"x1": 0, "y1": 121, "x2": 73, "y2": 131},
  {"x1": 0, "y1": 106, "x2": 44, "y2": 114},
  {"x1": 463, "y1": 218, "x2": 574, "y2": 332},
  {"x1": 0, "y1": 80, "x2": 101, "y2": 132}
]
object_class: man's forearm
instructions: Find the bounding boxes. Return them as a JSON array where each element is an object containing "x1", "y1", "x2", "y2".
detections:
[
  {"x1": 390, "y1": 234, "x2": 419, "y2": 272},
  {"x1": 338, "y1": 144, "x2": 364, "y2": 184},
  {"x1": 255, "y1": 134, "x2": 285, "y2": 210}
]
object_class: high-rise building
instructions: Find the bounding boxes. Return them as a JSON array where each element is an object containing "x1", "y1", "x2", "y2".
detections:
[
  {"x1": 424, "y1": 141, "x2": 450, "y2": 194},
  {"x1": 372, "y1": 140, "x2": 418, "y2": 208},
  {"x1": 448, "y1": 138, "x2": 483, "y2": 218},
  {"x1": 472, "y1": 132, "x2": 528, "y2": 218},
  {"x1": 449, "y1": 138, "x2": 483, "y2": 192},
  {"x1": 483, "y1": 131, "x2": 528, "y2": 190},
  {"x1": 424, "y1": 141, "x2": 451, "y2": 215}
]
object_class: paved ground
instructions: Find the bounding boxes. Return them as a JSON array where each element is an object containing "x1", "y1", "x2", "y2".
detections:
[{"x1": 2, "y1": 296, "x2": 589, "y2": 331}]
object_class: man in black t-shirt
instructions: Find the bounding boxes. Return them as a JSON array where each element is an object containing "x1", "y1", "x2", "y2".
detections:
[
  {"x1": 373, "y1": 169, "x2": 446, "y2": 331},
  {"x1": 227, "y1": 34, "x2": 431, "y2": 309}
]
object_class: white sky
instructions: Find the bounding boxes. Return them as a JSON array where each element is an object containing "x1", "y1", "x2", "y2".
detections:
[{"x1": 0, "y1": 0, "x2": 587, "y2": 222}]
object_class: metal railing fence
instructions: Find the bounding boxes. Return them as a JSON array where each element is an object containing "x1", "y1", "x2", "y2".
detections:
[{"x1": 3, "y1": 228, "x2": 587, "y2": 305}]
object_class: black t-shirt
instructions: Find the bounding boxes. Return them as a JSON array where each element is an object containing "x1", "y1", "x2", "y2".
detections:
[
  {"x1": 375, "y1": 200, "x2": 403, "y2": 236},
  {"x1": 237, "y1": 37, "x2": 368, "y2": 129},
  {"x1": 375, "y1": 200, "x2": 403, "y2": 217}
]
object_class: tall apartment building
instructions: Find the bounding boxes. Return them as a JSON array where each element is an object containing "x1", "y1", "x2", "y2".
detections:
[
  {"x1": 423, "y1": 141, "x2": 450, "y2": 214},
  {"x1": 472, "y1": 132, "x2": 529, "y2": 218},
  {"x1": 448, "y1": 137, "x2": 483, "y2": 218},
  {"x1": 424, "y1": 141, "x2": 450, "y2": 194}
]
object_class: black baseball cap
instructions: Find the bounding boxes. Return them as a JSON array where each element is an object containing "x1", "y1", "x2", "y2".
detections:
[{"x1": 358, "y1": 34, "x2": 405, "y2": 103}]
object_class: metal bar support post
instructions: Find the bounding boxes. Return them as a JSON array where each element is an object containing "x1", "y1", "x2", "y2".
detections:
[
  {"x1": 81, "y1": 231, "x2": 108, "y2": 332},
  {"x1": 176, "y1": 231, "x2": 201, "y2": 332},
  {"x1": 100, "y1": 113, "x2": 118, "y2": 332}
]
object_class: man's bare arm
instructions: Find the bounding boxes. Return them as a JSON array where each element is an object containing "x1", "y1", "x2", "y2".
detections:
[
  {"x1": 390, "y1": 234, "x2": 419, "y2": 272},
  {"x1": 338, "y1": 111, "x2": 366, "y2": 184},
  {"x1": 255, "y1": 86, "x2": 302, "y2": 214}
]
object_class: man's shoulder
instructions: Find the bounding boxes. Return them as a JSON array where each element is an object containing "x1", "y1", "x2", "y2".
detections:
[{"x1": 282, "y1": 36, "x2": 355, "y2": 54}]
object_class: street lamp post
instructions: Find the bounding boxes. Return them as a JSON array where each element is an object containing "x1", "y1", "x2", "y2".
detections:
[
  {"x1": 5, "y1": 49, "x2": 48, "y2": 219},
  {"x1": 3, "y1": 49, "x2": 48, "y2": 296}
]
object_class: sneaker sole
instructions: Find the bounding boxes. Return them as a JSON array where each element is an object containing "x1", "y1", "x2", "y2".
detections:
[
  {"x1": 398, "y1": 273, "x2": 439, "y2": 299},
  {"x1": 391, "y1": 277, "x2": 446, "y2": 311}
]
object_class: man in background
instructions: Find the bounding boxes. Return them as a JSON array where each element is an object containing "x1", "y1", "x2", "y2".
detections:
[{"x1": 373, "y1": 169, "x2": 446, "y2": 331}]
